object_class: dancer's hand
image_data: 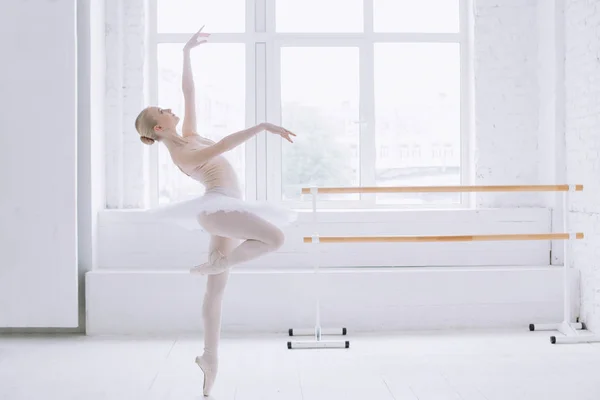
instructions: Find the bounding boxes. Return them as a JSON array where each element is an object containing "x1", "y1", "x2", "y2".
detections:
[
  {"x1": 262, "y1": 123, "x2": 296, "y2": 143},
  {"x1": 184, "y1": 26, "x2": 210, "y2": 52}
]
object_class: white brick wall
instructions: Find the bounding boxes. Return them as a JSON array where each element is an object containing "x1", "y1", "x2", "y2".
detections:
[
  {"x1": 105, "y1": 0, "x2": 148, "y2": 208},
  {"x1": 474, "y1": 0, "x2": 542, "y2": 207},
  {"x1": 565, "y1": 0, "x2": 600, "y2": 331}
]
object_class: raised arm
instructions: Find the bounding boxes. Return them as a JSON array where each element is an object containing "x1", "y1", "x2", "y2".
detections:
[{"x1": 181, "y1": 26, "x2": 210, "y2": 137}]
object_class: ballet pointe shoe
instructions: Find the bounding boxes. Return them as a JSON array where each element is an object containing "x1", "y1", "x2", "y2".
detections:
[
  {"x1": 190, "y1": 249, "x2": 228, "y2": 275},
  {"x1": 195, "y1": 355, "x2": 218, "y2": 397}
]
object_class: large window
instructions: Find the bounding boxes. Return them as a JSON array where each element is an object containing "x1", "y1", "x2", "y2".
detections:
[
  {"x1": 280, "y1": 47, "x2": 360, "y2": 201},
  {"x1": 374, "y1": 43, "x2": 461, "y2": 205},
  {"x1": 151, "y1": 0, "x2": 468, "y2": 208}
]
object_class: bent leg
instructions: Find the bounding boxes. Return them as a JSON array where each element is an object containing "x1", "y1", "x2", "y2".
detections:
[{"x1": 192, "y1": 210, "x2": 285, "y2": 274}]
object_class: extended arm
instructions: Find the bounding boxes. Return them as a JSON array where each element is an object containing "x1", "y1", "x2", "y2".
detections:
[
  {"x1": 185, "y1": 123, "x2": 266, "y2": 162},
  {"x1": 184, "y1": 123, "x2": 296, "y2": 163}
]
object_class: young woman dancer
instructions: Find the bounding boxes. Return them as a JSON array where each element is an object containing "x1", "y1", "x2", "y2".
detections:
[{"x1": 134, "y1": 26, "x2": 297, "y2": 396}]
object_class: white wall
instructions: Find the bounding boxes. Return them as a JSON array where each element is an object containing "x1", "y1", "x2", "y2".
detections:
[
  {"x1": 565, "y1": 0, "x2": 600, "y2": 331},
  {"x1": 105, "y1": 0, "x2": 148, "y2": 209},
  {"x1": 77, "y1": 0, "x2": 106, "y2": 331},
  {"x1": 473, "y1": 0, "x2": 573, "y2": 264},
  {"x1": 87, "y1": 267, "x2": 563, "y2": 335},
  {"x1": 537, "y1": 0, "x2": 567, "y2": 266},
  {"x1": 0, "y1": 0, "x2": 78, "y2": 328},
  {"x1": 88, "y1": 0, "x2": 582, "y2": 334},
  {"x1": 474, "y1": 0, "x2": 542, "y2": 208}
]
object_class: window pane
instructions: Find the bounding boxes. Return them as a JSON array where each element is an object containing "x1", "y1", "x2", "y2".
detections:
[
  {"x1": 157, "y1": 0, "x2": 245, "y2": 33},
  {"x1": 374, "y1": 0, "x2": 459, "y2": 33},
  {"x1": 280, "y1": 47, "x2": 360, "y2": 201},
  {"x1": 375, "y1": 43, "x2": 461, "y2": 205},
  {"x1": 157, "y1": 44, "x2": 246, "y2": 204},
  {"x1": 276, "y1": 0, "x2": 363, "y2": 32}
]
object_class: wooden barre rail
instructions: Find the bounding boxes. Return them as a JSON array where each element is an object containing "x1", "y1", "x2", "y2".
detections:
[
  {"x1": 303, "y1": 233, "x2": 584, "y2": 243},
  {"x1": 301, "y1": 184, "x2": 583, "y2": 194}
]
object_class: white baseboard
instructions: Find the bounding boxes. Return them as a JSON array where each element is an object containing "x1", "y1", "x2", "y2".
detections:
[{"x1": 86, "y1": 266, "x2": 563, "y2": 335}]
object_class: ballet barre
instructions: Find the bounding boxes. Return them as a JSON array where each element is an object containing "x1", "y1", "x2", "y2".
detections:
[
  {"x1": 300, "y1": 184, "x2": 584, "y2": 194},
  {"x1": 287, "y1": 184, "x2": 600, "y2": 350},
  {"x1": 302, "y1": 233, "x2": 584, "y2": 243}
]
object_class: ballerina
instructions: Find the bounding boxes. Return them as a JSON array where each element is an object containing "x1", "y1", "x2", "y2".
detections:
[{"x1": 134, "y1": 26, "x2": 297, "y2": 397}]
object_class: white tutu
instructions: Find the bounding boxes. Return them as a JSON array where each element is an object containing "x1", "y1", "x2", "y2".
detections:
[{"x1": 147, "y1": 186, "x2": 298, "y2": 231}]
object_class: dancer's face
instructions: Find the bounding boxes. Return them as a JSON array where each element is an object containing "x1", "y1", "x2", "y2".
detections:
[{"x1": 148, "y1": 106, "x2": 180, "y2": 132}]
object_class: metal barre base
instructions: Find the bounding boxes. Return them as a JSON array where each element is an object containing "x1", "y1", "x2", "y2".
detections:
[
  {"x1": 529, "y1": 321, "x2": 600, "y2": 344},
  {"x1": 287, "y1": 340, "x2": 350, "y2": 350},
  {"x1": 289, "y1": 328, "x2": 347, "y2": 336},
  {"x1": 287, "y1": 327, "x2": 349, "y2": 350}
]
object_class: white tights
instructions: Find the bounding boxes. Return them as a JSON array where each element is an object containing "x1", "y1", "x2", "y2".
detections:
[{"x1": 198, "y1": 210, "x2": 285, "y2": 361}]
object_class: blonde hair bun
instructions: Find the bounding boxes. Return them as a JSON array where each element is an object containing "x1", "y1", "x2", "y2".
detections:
[
  {"x1": 140, "y1": 136, "x2": 155, "y2": 145},
  {"x1": 135, "y1": 107, "x2": 159, "y2": 145}
]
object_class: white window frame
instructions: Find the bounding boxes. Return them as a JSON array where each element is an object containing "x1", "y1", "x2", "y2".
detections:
[{"x1": 147, "y1": 0, "x2": 471, "y2": 210}]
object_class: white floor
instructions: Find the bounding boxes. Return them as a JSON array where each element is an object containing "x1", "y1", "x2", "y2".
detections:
[{"x1": 1, "y1": 330, "x2": 599, "y2": 400}]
